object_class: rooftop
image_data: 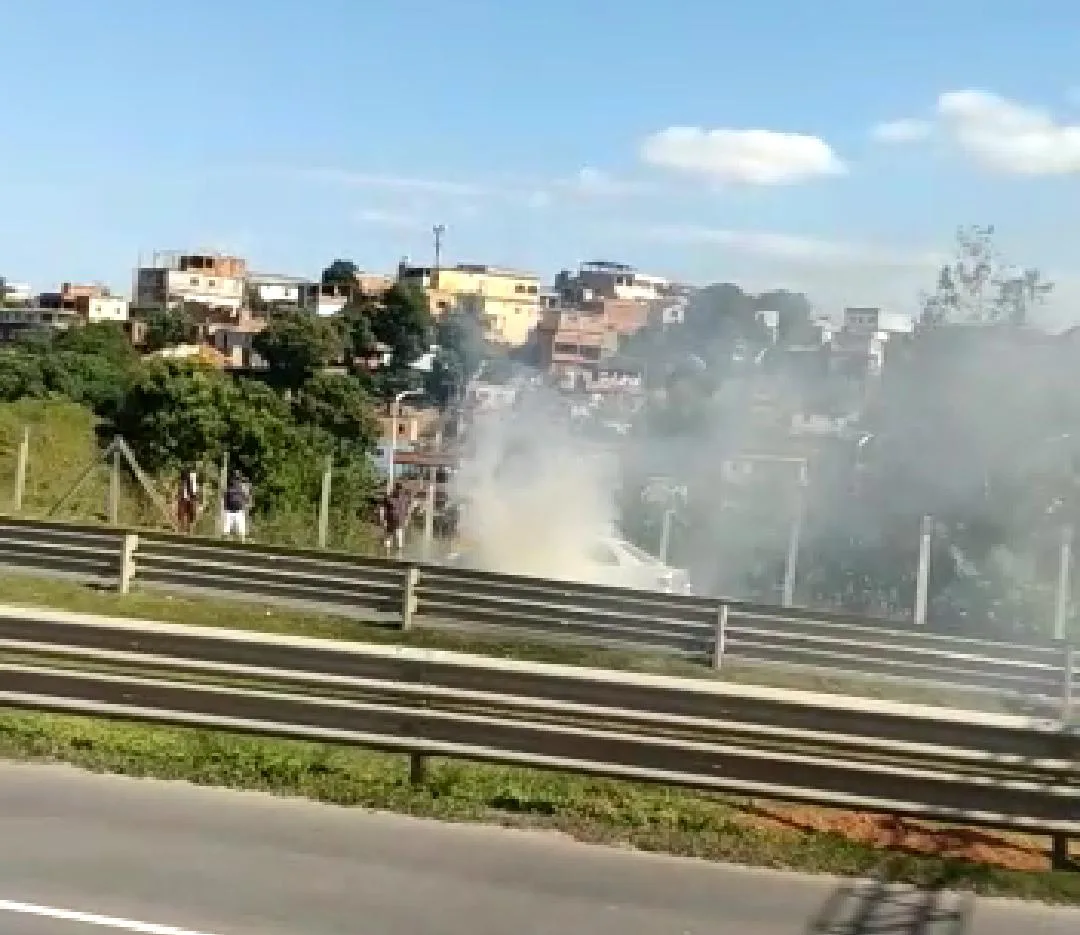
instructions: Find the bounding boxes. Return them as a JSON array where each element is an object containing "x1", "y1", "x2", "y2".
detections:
[
  {"x1": 248, "y1": 272, "x2": 317, "y2": 285},
  {"x1": 581, "y1": 260, "x2": 635, "y2": 273},
  {"x1": 401, "y1": 263, "x2": 539, "y2": 281}
]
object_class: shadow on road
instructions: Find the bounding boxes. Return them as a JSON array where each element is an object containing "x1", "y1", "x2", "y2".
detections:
[{"x1": 806, "y1": 875, "x2": 973, "y2": 934}]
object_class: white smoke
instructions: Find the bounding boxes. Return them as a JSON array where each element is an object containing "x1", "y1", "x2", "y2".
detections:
[{"x1": 452, "y1": 386, "x2": 621, "y2": 583}]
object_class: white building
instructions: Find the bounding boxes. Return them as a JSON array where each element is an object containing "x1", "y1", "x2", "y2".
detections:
[
  {"x1": 555, "y1": 261, "x2": 672, "y2": 305},
  {"x1": 316, "y1": 293, "x2": 348, "y2": 317},
  {"x1": 0, "y1": 278, "x2": 32, "y2": 305},
  {"x1": 842, "y1": 306, "x2": 913, "y2": 336},
  {"x1": 833, "y1": 307, "x2": 914, "y2": 376},
  {"x1": 84, "y1": 294, "x2": 129, "y2": 322},
  {"x1": 36, "y1": 284, "x2": 129, "y2": 324},
  {"x1": 248, "y1": 272, "x2": 318, "y2": 310},
  {"x1": 135, "y1": 251, "x2": 247, "y2": 316}
]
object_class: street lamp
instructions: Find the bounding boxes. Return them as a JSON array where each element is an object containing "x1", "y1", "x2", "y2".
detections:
[{"x1": 387, "y1": 388, "x2": 424, "y2": 493}]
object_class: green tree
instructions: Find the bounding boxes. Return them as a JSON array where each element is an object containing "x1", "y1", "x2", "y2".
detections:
[
  {"x1": 109, "y1": 360, "x2": 231, "y2": 473},
  {"x1": 293, "y1": 372, "x2": 380, "y2": 453},
  {"x1": 321, "y1": 259, "x2": 359, "y2": 297},
  {"x1": 143, "y1": 306, "x2": 198, "y2": 352},
  {"x1": 253, "y1": 309, "x2": 343, "y2": 388},
  {"x1": 920, "y1": 225, "x2": 1053, "y2": 328},
  {"x1": 42, "y1": 351, "x2": 132, "y2": 416},
  {"x1": 426, "y1": 311, "x2": 485, "y2": 406},
  {"x1": 0, "y1": 350, "x2": 47, "y2": 401},
  {"x1": 219, "y1": 378, "x2": 302, "y2": 507},
  {"x1": 755, "y1": 289, "x2": 813, "y2": 344},
  {"x1": 338, "y1": 293, "x2": 380, "y2": 369},
  {"x1": 53, "y1": 322, "x2": 136, "y2": 364},
  {"x1": 372, "y1": 282, "x2": 434, "y2": 374},
  {"x1": 685, "y1": 283, "x2": 765, "y2": 347}
]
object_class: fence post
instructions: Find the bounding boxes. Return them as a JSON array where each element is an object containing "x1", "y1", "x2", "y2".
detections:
[
  {"x1": 1063, "y1": 642, "x2": 1075, "y2": 726},
  {"x1": 118, "y1": 534, "x2": 139, "y2": 594},
  {"x1": 712, "y1": 603, "x2": 728, "y2": 670},
  {"x1": 913, "y1": 514, "x2": 932, "y2": 625},
  {"x1": 782, "y1": 466, "x2": 807, "y2": 607},
  {"x1": 1055, "y1": 525, "x2": 1073, "y2": 641},
  {"x1": 13, "y1": 427, "x2": 28, "y2": 513},
  {"x1": 401, "y1": 566, "x2": 419, "y2": 631},
  {"x1": 216, "y1": 451, "x2": 229, "y2": 536},
  {"x1": 108, "y1": 446, "x2": 121, "y2": 525},
  {"x1": 317, "y1": 456, "x2": 333, "y2": 549}
]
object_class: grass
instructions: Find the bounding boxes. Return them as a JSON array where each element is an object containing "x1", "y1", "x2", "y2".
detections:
[
  {"x1": 0, "y1": 709, "x2": 1077, "y2": 904},
  {"x1": 0, "y1": 399, "x2": 154, "y2": 525}
]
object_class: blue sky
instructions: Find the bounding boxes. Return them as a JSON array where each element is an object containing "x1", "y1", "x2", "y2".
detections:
[{"x1": 5, "y1": 0, "x2": 1080, "y2": 323}]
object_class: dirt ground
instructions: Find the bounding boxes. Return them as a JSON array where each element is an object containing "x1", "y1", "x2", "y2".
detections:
[{"x1": 739, "y1": 801, "x2": 1074, "y2": 872}]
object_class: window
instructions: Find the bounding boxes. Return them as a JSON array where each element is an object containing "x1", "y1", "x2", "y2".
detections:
[
  {"x1": 527, "y1": 284, "x2": 538, "y2": 294},
  {"x1": 208, "y1": 279, "x2": 217, "y2": 288},
  {"x1": 189, "y1": 278, "x2": 199, "y2": 287}
]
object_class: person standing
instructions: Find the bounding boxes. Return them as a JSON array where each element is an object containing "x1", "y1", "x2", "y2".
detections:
[
  {"x1": 380, "y1": 482, "x2": 412, "y2": 555},
  {"x1": 222, "y1": 471, "x2": 251, "y2": 544},
  {"x1": 177, "y1": 465, "x2": 199, "y2": 534}
]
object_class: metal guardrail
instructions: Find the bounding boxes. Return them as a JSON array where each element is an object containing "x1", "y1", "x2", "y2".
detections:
[
  {"x1": 0, "y1": 515, "x2": 1076, "y2": 711},
  {"x1": 0, "y1": 605, "x2": 1075, "y2": 862}
]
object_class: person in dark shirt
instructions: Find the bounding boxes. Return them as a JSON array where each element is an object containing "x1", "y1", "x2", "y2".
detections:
[
  {"x1": 222, "y1": 471, "x2": 251, "y2": 543},
  {"x1": 380, "y1": 483, "x2": 412, "y2": 555}
]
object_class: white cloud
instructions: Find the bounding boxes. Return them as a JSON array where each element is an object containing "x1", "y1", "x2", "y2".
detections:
[
  {"x1": 293, "y1": 167, "x2": 486, "y2": 197},
  {"x1": 631, "y1": 223, "x2": 942, "y2": 268},
  {"x1": 871, "y1": 118, "x2": 932, "y2": 144},
  {"x1": 523, "y1": 190, "x2": 553, "y2": 209},
  {"x1": 570, "y1": 166, "x2": 644, "y2": 196},
  {"x1": 524, "y1": 167, "x2": 646, "y2": 207},
  {"x1": 352, "y1": 208, "x2": 425, "y2": 230},
  {"x1": 937, "y1": 89, "x2": 1080, "y2": 174},
  {"x1": 639, "y1": 126, "x2": 846, "y2": 185}
]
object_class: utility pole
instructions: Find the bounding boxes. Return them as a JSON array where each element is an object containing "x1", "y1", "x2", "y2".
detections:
[{"x1": 433, "y1": 224, "x2": 445, "y2": 277}]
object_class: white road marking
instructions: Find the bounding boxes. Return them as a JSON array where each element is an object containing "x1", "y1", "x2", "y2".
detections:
[{"x1": 0, "y1": 898, "x2": 223, "y2": 935}]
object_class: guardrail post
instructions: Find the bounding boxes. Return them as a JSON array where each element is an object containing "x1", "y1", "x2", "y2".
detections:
[
  {"x1": 712, "y1": 604, "x2": 728, "y2": 670},
  {"x1": 409, "y1": 752, "x2": 427, "y2": 786},
  {"x1": 118, "y1": 534, "x2": 139, "y2": 594},
  {"x1": 1051, "y1": 833, "x2": 1073, "y2": 870},
  {"x1": 401, "y1": 566, "x2": 419, "y2": 631}
]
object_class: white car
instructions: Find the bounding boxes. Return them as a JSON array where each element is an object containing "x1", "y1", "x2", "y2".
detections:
[
  {"x1": 586, "y1": 536, "x2": 694, "y2": 595},
  {"x1": 445, "y1": 535, "x2": 693, "y2": 595}
]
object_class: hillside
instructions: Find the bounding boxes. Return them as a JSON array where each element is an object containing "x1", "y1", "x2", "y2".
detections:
[
  {"x1": 0, "y1": 399, "x2": 383, "y2": 550},
  {"x1": 0, "y1": 400, "x2": 160, "y2": 524}
]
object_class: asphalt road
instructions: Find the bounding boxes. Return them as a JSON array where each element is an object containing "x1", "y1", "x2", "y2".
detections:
[{"x1": 0, "y1": 764, "x2": 1077, "y2": 935}]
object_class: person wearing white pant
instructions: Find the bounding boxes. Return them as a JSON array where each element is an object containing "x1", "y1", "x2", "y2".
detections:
[
  {"x1": 222, "y1": 471, "x2": 251, "y2": 544},
  {"x1": 223, "y1": 509, "x2": 247, "y2": 541}
]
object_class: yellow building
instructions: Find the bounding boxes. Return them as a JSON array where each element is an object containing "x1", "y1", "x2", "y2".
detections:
[{"x1": 397, "y1": 263, "x2": 540, "y2": 347}]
